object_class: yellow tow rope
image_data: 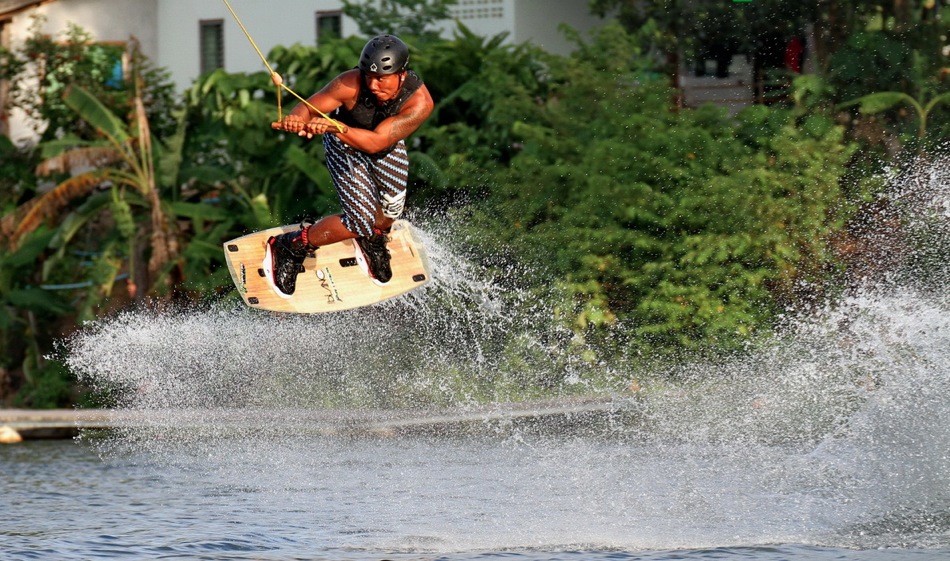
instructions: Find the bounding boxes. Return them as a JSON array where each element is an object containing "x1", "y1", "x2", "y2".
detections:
[{"x1": 220, "y1": 0, "x2": 345, "y2": 132}]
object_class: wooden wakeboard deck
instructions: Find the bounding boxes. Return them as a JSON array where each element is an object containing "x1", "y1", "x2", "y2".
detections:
[{"x1": 223, "y1": 220, "x2": 431, "y2": 313}]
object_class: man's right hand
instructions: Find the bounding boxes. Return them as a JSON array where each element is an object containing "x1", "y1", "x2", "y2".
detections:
[{"x1": 272, "y1": 115, "x2": 314, "y2": 138}]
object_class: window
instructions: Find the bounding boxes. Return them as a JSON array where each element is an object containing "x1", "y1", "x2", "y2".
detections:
[
  {"x1": 316, "y1": 11, "x2": 342, "y2": 45},
  {"x1": 451, "y1": 0, "x2": 504, "y2": 20},
  {"x1": 200, "y1": 19, "x2": 224, "y2": 75}
]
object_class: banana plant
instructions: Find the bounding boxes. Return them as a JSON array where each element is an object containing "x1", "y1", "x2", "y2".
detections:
[
  {"x1": 10, "y1": 82, "x2": 178, "y2": 301},
  {"x1": 838, "y1": 90, "x2": 950, "y2": 139}
]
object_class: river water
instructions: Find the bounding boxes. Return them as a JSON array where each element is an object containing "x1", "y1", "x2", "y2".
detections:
[
  {"x1": 4, "y1": 160, "x2": 950, "y2": 560},
  {"x1": 3, "y1": 422, "x2": 950, "y2": 560}
]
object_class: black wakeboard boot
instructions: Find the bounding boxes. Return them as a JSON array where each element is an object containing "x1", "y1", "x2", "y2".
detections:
[
  {"x1": 264, "y1": 226, "x2": 311, "y2": 297},
  {"x1": 355, "y1": 229, "x2": 392, "y2": 284}
]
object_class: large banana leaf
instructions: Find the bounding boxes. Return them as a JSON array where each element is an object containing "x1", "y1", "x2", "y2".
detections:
[
  {"x1": 4, "y1": 288, "x2": 72, "y2": 317},
  {"x1": 852, "y1": 92, "x2": 914, "y2": 115},
  {"x1": 157, "y1": 109, "x2": 188, "y2": 191},
  {"x1": 47, "y1": 191, "x2": 113, "y2": 250},
  {"x1": 169, "y1": 200, "x2": 230, "y2": 221},
  {"x1": 62, "y1": 86, "x2": 130, "y2": 147},
  {"x1": 285, "y1": 144, "x2": 334, "y2": 188}
]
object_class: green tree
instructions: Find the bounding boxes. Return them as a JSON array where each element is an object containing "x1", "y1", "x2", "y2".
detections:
[
  {"x1": 341, "y1": 0, "x2": 457, "y2": 38},
  {"x1": 1, "y1": 22, "x2": 179, "y2": 407},
  {"x1": 10, "y1": 84, "x2": 179, "y2": 305},
  {"x1": 587, "y1": 1, "x2": 943, "y2": 72},
  {"x1": 587, "y1": 0, "x2": 814, "y2": 71},
  {"x1": 0, "y1": 135, "x2": 37, "y2": 211},
  {"x1": 409, "y1": 23, "x2": 553, "y2": 207},
  {"x1": 0, "y1": 9, "x2": 900, "y2": 404},
  {"x1": 456, "y1": 22, "x2": 855, "y2": 353}
]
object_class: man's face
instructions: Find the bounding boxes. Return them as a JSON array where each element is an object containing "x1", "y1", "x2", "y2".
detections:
[{"x1": 364, "y1": 72, "x2": 404, "y2": 102}]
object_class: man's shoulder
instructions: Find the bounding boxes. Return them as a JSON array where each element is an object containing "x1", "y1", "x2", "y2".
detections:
[
  {"x1": 325, "y1": 69, "x2": 362, "y2": 99},
  {"x1": 335, "y1": 68, "x2": 362, "y2": 85}
]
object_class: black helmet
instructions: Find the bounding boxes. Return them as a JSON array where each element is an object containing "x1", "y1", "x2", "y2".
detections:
[{"x1": 359, "y1": 34, "x2": 409, "y2": 75}]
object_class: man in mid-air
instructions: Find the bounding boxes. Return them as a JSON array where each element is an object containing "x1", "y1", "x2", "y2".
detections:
[{"x1": 266, "y1": 34, "x2": 434, "y2": 296}]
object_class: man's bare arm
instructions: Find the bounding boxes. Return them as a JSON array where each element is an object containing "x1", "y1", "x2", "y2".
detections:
[{"x1": 387, "y1": 89, "x2": 434, "y2": 144}]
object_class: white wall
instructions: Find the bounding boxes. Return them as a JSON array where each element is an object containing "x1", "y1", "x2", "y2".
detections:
[
  {"x1": 157, "y1": 0, "x2": 356, "y2": 92},
  {"x1": 512, "y1": 0, "x2": 605, "y2": 56},
  {"x1": 446, "y1": 0, "x2": 605, "y2": 56},
  {"x1": 156, "y1": 0, "x2": 607, "y2": 90}
]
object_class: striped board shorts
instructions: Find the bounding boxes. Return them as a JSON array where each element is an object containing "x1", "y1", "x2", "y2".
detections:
[{"x1": 323, "y1": 133, "x2": 409, "y2": 237}]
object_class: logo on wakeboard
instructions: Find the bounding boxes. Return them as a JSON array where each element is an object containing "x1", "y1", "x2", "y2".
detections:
[
  {"x1": 316, "y1": 267, "x2": 341, "y2": 303},
  {"x1": 239, "y1": 264, "x2": 248, "y2": 293}
]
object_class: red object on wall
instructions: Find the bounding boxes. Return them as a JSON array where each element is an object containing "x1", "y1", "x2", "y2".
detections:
[{"x1": 785, "y1": 36, "x2": 804, "y2": 73}]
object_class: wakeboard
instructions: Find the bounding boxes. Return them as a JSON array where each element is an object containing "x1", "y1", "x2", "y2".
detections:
[{"x1": 223, "y1": 219, "x2": 431, "y2": 313}]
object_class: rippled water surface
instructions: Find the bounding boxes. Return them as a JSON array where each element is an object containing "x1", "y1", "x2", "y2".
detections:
[
  {"x1": 6, "y1": 158, "x2": 950, "y2": 560},
  {"x1": 4, "y1": 428, "x2": 949, "y2": 561}
]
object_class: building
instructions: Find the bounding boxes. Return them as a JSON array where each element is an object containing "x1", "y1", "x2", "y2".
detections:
[{"x1": 1, "y1": 0, "x2": 606, "y2": 143}]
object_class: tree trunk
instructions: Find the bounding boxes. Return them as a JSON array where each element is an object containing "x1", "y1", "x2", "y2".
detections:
[
  {"x1": 891, "y1": 0, "x2": 914, "y2": 33},
  {"x1": 812, "y1": 0, "x2": 853, "y2": 74}
]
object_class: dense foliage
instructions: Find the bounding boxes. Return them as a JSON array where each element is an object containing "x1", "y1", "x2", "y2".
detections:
[
  {"x1": 428, "y1": 23, "x2": 855, "y2": 352},
  {"x1": 2, "y1": 3, "x2": 948, "y2": 406}
]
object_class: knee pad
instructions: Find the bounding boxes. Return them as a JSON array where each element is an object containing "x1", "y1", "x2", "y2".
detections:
[{"x1": 380, "y1": 191, "x2": 407, "y2": 219}]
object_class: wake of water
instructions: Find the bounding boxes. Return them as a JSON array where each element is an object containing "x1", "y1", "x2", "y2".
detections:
[{"x1": 62, "y1": 157, "x2": 950, "y2": 552}]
